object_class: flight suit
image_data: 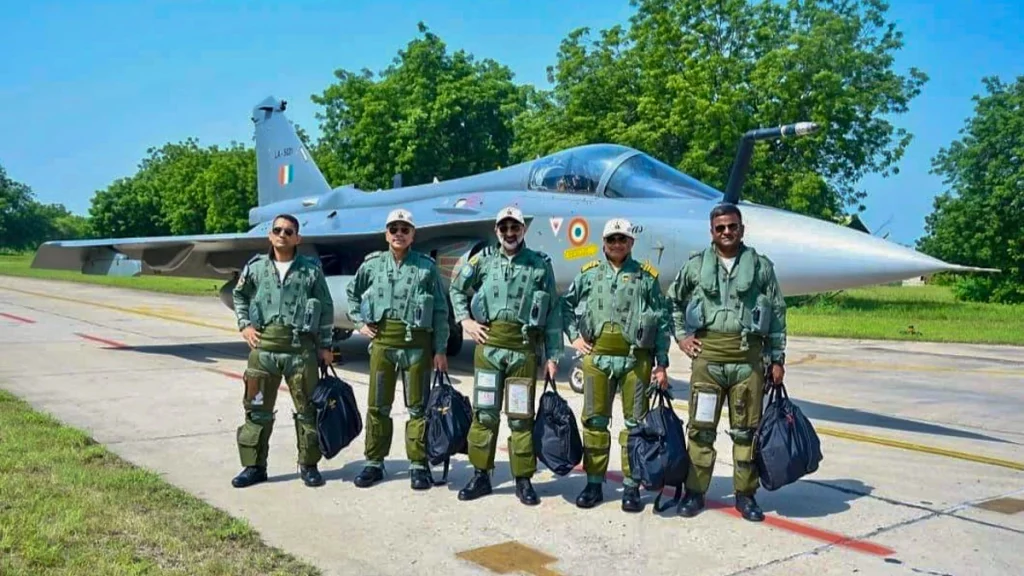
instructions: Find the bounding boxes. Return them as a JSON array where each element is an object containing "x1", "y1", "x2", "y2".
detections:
[
  {"x1": 232, "y1": 252, "x2": 335, "y2": 469},
  {"x1": 561, "y1": 256, "x2": 671, "y2": 486},
  {"x1": 666, "y1": 243, "x2": 787, "y2": 496},
  {"x1": 449, "y1": 245, "x2": 563, "y2": 479},
  {"x1": 346, "y1": 249, "x2": 450, "y2": 472}
]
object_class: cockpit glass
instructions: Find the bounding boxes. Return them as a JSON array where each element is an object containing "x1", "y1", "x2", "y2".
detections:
[
  {"x1": 527, "y1": 144, "x2": 633, "y2": 194},
  {"x1": 604, "y1": 153, "x2": 722, "y2": 200}
]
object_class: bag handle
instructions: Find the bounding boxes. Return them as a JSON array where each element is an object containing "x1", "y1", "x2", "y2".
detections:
[
  {"x1": 432, "y1": 369, "x2": 453, "y2": 389},
  {"x1": 543, "y1": 373, "x2": 558, "y2": 395},
  {"x1": 319, "y1": 361, "x2": 340, "y2": 379}
]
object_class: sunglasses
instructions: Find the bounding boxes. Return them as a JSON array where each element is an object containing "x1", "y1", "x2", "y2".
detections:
[
  {"x1": 605, "y1": 235, "x2": 629, "y2": 244},
  {"x1": 272, "y1": 226, "x2": 296, "y2": 237},
  {"x1": 498, "y1": 224, "x2": 522, "y2": 233},
  {"x1": 388, "y1": 225, "x2": 411, "y2": 235},
  {"x1": 714, "y1": 223, "x2": 740, "y2": 233}
]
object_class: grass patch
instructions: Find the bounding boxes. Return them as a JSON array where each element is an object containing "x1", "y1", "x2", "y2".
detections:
[
  {"x1": 0, "y1": 252, "x2": 220, "y2": 297},
  {"x1": 787, "y1": 285, "x2": 1024, "y2": 345},
  {"x1": 3, "y1": 251, "x2": 1023, "y2": 346},
  {"x1": 0, "y1": 389, "x2": 322, "y2": 576}
]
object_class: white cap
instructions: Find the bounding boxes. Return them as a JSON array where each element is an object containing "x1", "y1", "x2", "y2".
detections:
[
  {"x1": 495, "y1": 205, "x2": 525, "y2": 225},
  {"x1": 385, "y1": 208, "x2": 415, "y2": 228},
  {"x1": 603, "y1": 218, "x2": 634, "y2": 239}
]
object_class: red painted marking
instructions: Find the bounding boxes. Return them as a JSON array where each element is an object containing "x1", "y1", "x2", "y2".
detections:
[
  {"x1": 496, "y1": 446, "x2": 894, "y2": 557},
  {"x1": 602, "y1": 470, "x2": 895, "y2": 557},
  {"x1": 204, "y1": 368, "x2": 244, "y2": 379},
  {"x1": 207, "y1": 367, "x2": 287, "y2": 391},
  {"x1": 0, "y1": 312, "x2": 35, "y2": 324},
  {"x1": 74, "y1": 332, "x2": 127, "y2": 349}
]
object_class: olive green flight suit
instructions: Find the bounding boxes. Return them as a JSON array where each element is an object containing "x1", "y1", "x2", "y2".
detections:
[
  {"x1": 666, "y1": 243, "x2": 787, "y2": 495},
  {"x1": 449, "y1": 245, "x2": 563, "y2": 479},
  {"x1": 346, "y1": 249, "x2": 450, "y2": 471},
  {"x1": 232, "y1": 251, "x2": 335, "y2": 468},
  {"x1": 561, "y1": 256, "x2": 671, "y2": 486}
]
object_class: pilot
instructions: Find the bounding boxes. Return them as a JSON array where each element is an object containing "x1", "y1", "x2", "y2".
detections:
[
  {"x1": 560, "y1": 217, "x2": 671, "y2": 512},
  {"x1": 230, "y1": 213, "x2": 335, "y2": 489},
  {"x1": 666, "y1": 203, "x2": 787, "y2": 521},
  {"x1": 345, "y1": 208, "x2": 450, "y2": 491},
  {"x1": 449, "y1": 205, "x2": 562, "y2": 506}
]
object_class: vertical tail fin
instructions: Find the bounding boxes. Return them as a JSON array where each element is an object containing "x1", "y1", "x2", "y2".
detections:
[{"x1": 251, "y1": 96, "x2": 331, "y2": 206}]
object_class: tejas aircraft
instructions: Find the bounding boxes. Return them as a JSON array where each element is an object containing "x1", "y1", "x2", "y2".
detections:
[{"x1": 33, "y1": 96, "x2": 994, "y2": 364}]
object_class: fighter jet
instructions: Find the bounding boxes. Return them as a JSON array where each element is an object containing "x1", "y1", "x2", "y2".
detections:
[{"x1": 32, "y1": 96, "x2": 994, "y2": 369}]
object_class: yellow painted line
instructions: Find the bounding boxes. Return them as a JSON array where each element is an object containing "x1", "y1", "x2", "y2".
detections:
[
  {"x1": 670, "y1": 400, "x2": 1024, "y2": 472},
  {"x1": 800, "y1": 356, "x2": 1024, "y2": 377},
  {"x1": 813, "y1": 426, "x2": 1024, "y2": 471},
  {"x1": 0, "y1": 285, "x2": 236, "y2": 333}
]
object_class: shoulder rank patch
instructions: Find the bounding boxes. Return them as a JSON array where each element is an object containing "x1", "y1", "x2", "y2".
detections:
[
  {"x1": 364, "y1": 250, "x2": 382, "y2": 261},
  {"x1": 641, "y1": 261, "x2": 659, "y2": 278},
  {"x1": 581, "y1": 260, "x2": 600, "y2": 272}
]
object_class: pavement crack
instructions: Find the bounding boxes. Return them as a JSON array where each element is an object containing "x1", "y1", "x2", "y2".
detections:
[{"x1": 105, "y1": 429, "x2": 228, "y2": 445}]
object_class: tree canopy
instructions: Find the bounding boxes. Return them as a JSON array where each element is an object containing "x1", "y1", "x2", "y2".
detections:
[
  {"x1": 917, "y1": 75, "x2": 1024, "y2": 304},
  {"x1": 0, "y1": 163, "x2": 91, "y2": 252}
]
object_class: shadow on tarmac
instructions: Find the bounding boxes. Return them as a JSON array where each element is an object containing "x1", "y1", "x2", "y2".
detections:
[{"x1": 116, "y1": 339, "x2": 1014, "y2": 446}]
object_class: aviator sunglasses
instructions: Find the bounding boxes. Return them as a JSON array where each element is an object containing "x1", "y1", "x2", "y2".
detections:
[
  {"x1": 714, "y1": 222, "x2": 740, "y2": 233},
  {"x1": 388, "y1": 225, "x2": 411, "y2": 235},
  {"x1": 272, "y1": 226, "x2": 296, "y2": 237}
]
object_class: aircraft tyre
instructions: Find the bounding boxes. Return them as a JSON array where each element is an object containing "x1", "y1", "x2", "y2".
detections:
[
  {"x1": 446, "y1": 326, "x2": 464, "y2": 357},
  {"x1": 569, "y1": 362, "x2": 585, "y2": 394}
]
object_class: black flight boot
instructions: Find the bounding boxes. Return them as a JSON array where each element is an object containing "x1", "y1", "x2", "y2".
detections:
[
  {"x1": 231, "y1": 466, "x2": 267, "y2": 488},
  {"x1": 736, "y1": 493, "x2": 765, "y2": 522},
  {"x1": 621, "y1": 484, "x2": 643, "y2": 513},
  {"x1": 410, "y1": 469, "x2": 432, "y2": 491},
  {"x1": 353, "y1": 465, "x2": 384, "y2": 488},
  {"x1": 458, "y1": 469, "x2": 492, "y2": 501},
  {"x1": 515, "y1": 477, "x2": 539, "y2": 506},
  {"x1": 576, "y1": 482, "x2": 604, "y2": 509},
  {"x1": 300, "y1": 464, "x2": 325, "y2": 487},
  {"x1": 678, "y1": 490, "x2": 705, "y2": 517}
]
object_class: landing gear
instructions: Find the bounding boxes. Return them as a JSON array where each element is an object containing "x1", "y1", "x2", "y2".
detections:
[
  {"x1": 569, "y1": 360, "x2": 585, "y2": 394},
  {"x1": 328, "y1": 328, "x2": 352, "y2": 365},
  {"x1": 446, "y1": 323, "x2": 464, "y2": 357}
]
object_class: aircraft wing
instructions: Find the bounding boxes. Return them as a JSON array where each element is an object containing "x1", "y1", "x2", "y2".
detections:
[{"x1": 32, "y1": 215, "x2": 514, "y2": 281}]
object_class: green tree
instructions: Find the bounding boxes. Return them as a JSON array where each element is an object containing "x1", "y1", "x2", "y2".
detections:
[
  {"x1": 513, "y1": 0, "x2": 928, "y2": 220},
  {"x1": 87, "y1": 140, "x2": 257, "y2": 238},
  {"x1": 917, "y1": 75, "x2": 1024, "y2": 304},
  {"x1": 0, "y1": 163, "x2": 91, "y2": 250},
  {"x1": 311, "y1": 22, "x2": 530, "y2": 190}
]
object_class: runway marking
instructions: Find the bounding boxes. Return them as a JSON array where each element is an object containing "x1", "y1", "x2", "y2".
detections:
[
  {"x1": 0, "y1": 312, "x2": 35, "y2": 324},
  {"x1": 74, "y1": 332, "x2": 127, "y2": 349},
  {"x1": 493, "y1": 448, "x2": 893, "y2": 557},
  {"x1": 0, "y1": 286, "x2": 237, "y2": 333},
  {"x1": 799, "y1": 356, "x2": 1024, "y2": 377},
  {"x1": 456, "y1": 541, "x2": 564, "y2": 576},
  {"x1": 204, "y1": 367, "x2": 290, "y2": 393},
  {"x1": 814, "y1": 425, "x2": 1024, "y2": 471},
  {"x1": 619, "y1": 470, "x2": 895, "y2": 557},
  {"x1": 670, "y1": 400, "x2": 1024, "y2": 472}
]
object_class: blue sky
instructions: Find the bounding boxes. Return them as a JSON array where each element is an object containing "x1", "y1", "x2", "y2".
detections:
[{"x1": 1, "y1": 0, "x2": 1021, "y2": 247}]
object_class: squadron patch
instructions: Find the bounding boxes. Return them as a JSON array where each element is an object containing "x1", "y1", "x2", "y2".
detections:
[
  {"x1": 460, "y1": 263, "x2": 475, "y2": 278},
  {"x1": 581, "y1": 260, "x2": 600, "y2": 272}
]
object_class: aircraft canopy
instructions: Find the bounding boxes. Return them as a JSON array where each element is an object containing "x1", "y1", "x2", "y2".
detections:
[{"x1": 526, "y1": 143, "x2": 723, "y2": 201}]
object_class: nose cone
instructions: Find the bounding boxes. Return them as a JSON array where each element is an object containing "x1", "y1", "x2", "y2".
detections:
[{"x1": 739, "y1": 204, "x2": 996, "y2": 295}]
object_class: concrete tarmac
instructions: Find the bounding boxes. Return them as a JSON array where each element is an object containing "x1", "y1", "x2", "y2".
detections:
[{"x1": 1, "y1": 275, "x2": 1023, "y2": 576}]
